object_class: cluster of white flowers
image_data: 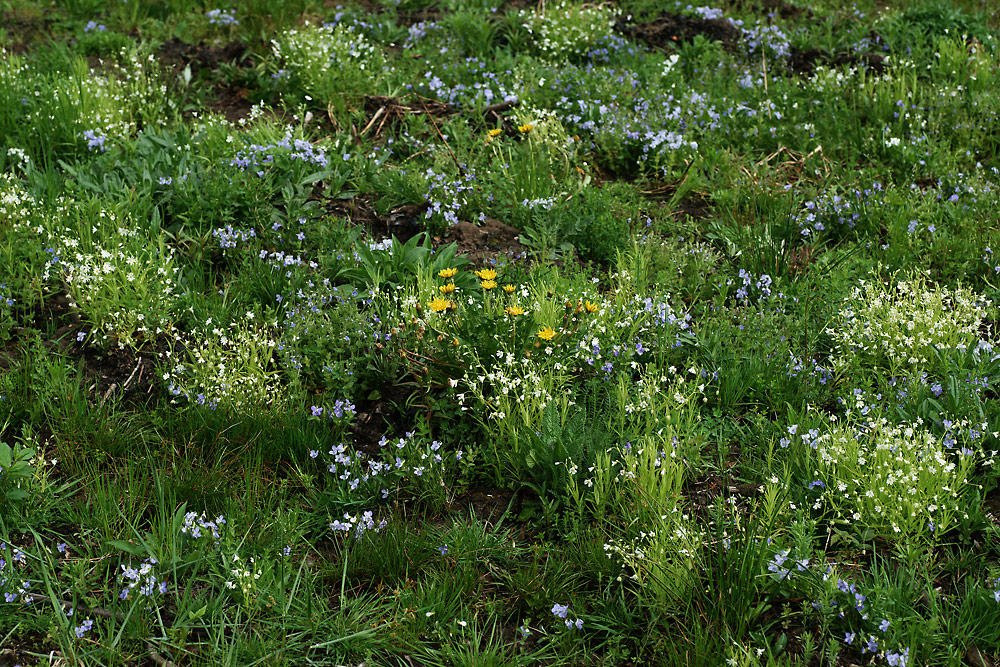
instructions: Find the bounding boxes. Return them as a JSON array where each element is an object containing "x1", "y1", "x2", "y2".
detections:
[
  {"x1": 603, "y1": 507, "x2": 701, "y2": 608},
  {"x1": 799, "y1": 413, "x2": 980, "y2": 539},
  {"x1": 224, "y1": 552, "x2": 262, "y2": 601},
  {"x1": 0, "y1": 173, "x2": 38, "y2": 229},
  {"x1": 271, "y1": 23, "x2": 382, "y2": 98},
  {"x1": 518, "y1": 1, "x2": 619, "y2": 61},
  {"x1": 463, "y1": 352, "x2": 556, "y2": 420},
  {"x1": 829, "y1": 277, "x2": 993, "y2": 372},
  {"x1": 1, "y1": 48, "x2": 166, "y2": 147},
  {"x1": 807, "y1": 64, "x2": 889, "y2": 93},
  {"x1": 164, "y1": 317, "x2": 285, "y2": 412},
  {"x1": 44, "y1": 206, "x2": 181, "y2": 348}
]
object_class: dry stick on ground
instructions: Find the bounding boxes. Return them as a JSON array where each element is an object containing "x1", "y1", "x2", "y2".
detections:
[
  {"x1": 416, "y1": 95, "x2": 464, "y2": 173},
  {"x1": 480, "y1": 100, "x2": 519, "y2": 116},
  {"x1": 360, "y1": 105, "x2": 386, "y2": 136}
]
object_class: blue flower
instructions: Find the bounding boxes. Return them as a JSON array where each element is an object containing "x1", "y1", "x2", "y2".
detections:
[{"x1": 74, "y1": 619, "x2": 94, "y2": 638}]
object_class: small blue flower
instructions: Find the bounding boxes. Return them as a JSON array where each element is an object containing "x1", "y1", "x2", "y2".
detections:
[{"x1": 74, "y1": 619, "x2": 94, "y2": 638}]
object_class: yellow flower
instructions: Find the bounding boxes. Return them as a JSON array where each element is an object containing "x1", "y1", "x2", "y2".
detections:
[
  {"x1": 518, "y1": 123, "x2": 534, "y2": 133},
  {"x1": 487, "y1": 128, "x2": 503, "y2": 138},
  {"x1": 474, "y1": 268, "x2": 497, "y2": 280},
  {"x1": 480, "y1": 280, "x2": 498, "y2": 290},
  {"x1": 537, "y1": 326, "x2": 556, "y2": 341},
  {"x1": 438, "y1": 267, "x2": 458, "y2": 279},
  {"x1": 439, "y1": 282, "x2": 456, "y2": 294},
  {"x1": 505, "y1": 305, "x2": 525, "y2": 316},
  {"x1": 428, "y1": 297, "x2": 452, "y2": 312},
  {"x1": 502, "y1": 284, "x2": 516, "y2": 293},
  {"x1": 584, "y1": 300, "x2": 599, "y2": 313}
]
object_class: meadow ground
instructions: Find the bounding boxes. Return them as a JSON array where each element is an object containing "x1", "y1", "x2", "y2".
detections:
[{"x1": 2, "y1": 0, "x2": 1000, "y2": 665}]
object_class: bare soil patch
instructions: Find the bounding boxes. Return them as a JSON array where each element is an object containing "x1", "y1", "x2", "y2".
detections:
[{"x1": 614, "y1": 12, "x2": 741, "y2": 52}]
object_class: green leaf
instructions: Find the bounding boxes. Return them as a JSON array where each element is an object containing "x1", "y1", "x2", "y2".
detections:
[
  {"x1": 301, "y1": 170, "x2": 331, "y2": 186},
  {"x1": 106, "y1": 540, "x2": 145, "y2": 556}
]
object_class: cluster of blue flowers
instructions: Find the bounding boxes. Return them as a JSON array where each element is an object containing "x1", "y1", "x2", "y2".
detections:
[
  {"x1": 81, "y1": 129, "x2": 108, "y2": 152},
  {"x1": 1, "y1": 543, "x2": 31, "y2": 604},
  {"x1": 551, "y1": 602, "x2": 583, "y2": 630},
  {"x1": 206, "y1": 9, "x2": 238, "y2": 26},
  {"x1": 230, "y1": 135, "x2": 330, "y2": 175},
  {"x1": 120, "y1": 557, "x2": 168, "y2": 600},
  {"x1": 423, "y1": 168, "x2": 481, "y2": 227},
  {"x1": 212, "y1": 224, "x2": 256, "y2": 250},
  {"x1": 330, "y1": 510, "x2": 387, "y2": 538},
  {"x1": 181, "y1": 511, "x2": 227, "y2": 541}
]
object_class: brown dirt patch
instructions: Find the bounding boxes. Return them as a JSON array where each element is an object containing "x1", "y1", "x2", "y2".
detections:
[
  {"x1": 157, "y1": 38, "x2": 250, "y2": 76},
  {"x1": 360, "y1": 95, "x2": 519, "y2": 139},
  {"x1": 206, "y1": 82, "x2": 261, "y2": 124},
  {"x1": 614, "y1": 12, "x2": 741, "y2": 52},
  {"x1": 449, "y1": 487, "x2": 518, "y2": 524},
  {"x1": 326, "y1": 196, "x2": 427, "y2": 242},
  {"x1": 16, "y1": 293, "x2": 164, "y2": 409},
  {"x1": 1, "y1": 8, "x2": 49, "y2": 53},
  {"x1": 438, "y1": 218, "x2": 528, "y2": 267},
  {"x1": 788, "y1": 47, "x2": 886, "y2": 76},
  {"x1": 324, "y1": 199, "x2": 527, "y2": 266},
  {"x1": 641, "y1": 181, "x2": 714, "y2": 222},
  {"x1": 77, "y1": 341, "x2": 166, "y2": 410},
  {"x1": 157, "y1": 38, "x2": 267, "y2": 123},
  {"x1": 0, "y1": 629, "x2": 56, "y2": 667}
]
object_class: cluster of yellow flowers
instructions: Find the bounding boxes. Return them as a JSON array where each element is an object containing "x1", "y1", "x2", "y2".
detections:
[
  {"x1": 484, "y1": 124, "x2": 532, "y2": 144},
  {"x1": 426, "y1": 266, "x2": 605, "y2": 344},
  {"x1": 428, "y1": 267, "x2": 459, "y2": 312},
  {"x1": 474, "y1": 268, "x2": 497, "y2": 290}
]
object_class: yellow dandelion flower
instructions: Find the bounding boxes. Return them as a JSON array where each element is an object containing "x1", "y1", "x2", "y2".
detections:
[
  {"x1": 537, "y1": 326, "x2": 556, "y2": 341},
  {"x1": 428, "y1": 297, "x2": 451, "y2": 312},
  {"x1": 518, "y1": 123, "x2": 533, "y2": 133},
  {"x1": 481, "y1": 280, "x2": 498, "y2": 290},
  {"x1": 487, "y1": 128, "x2": 503, "y2": 138},
  {"x1": 502, "y1": 284, "x2": 516, "y2": 293},
  {"x1": 439, "y1": 282, "x2": 456, "y2": 294},
  {"x1": 474, "y1": 268, "x2": 497, "y2": 280},
  {"x1": 438, "y1": 267, "x2": 458, "y2": 279},
  {"x1": 505, "y1": 305, "x2": 525, "y2": 316},
  {"x1": 584, "y1": 300, "x2": 599, "y2": 313}
]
